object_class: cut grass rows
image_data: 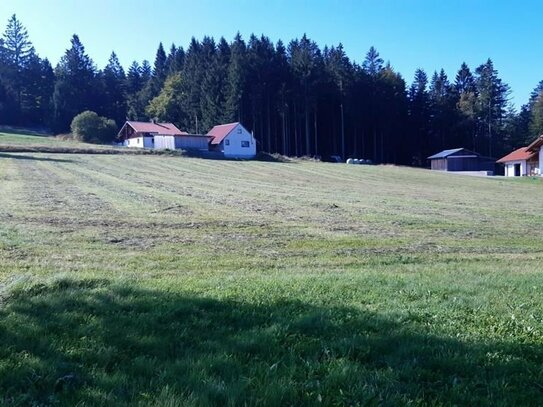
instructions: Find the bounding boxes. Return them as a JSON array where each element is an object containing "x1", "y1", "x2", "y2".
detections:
[{"x1": 1, "y1": 152, "x2": 543, "y2": 405}]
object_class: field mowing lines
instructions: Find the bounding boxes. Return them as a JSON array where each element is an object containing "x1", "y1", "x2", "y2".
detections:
[
  {"x1": 79, "y1": 157, "x2": 314, "y2": 222},
  {"x1": 50, "y1": 158, "x2": 226, "y2": 219},
  {"x1": 4, "y1": 159, "x2": 113, "y2": 225}
]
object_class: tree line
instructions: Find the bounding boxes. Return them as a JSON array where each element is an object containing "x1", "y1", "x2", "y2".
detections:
[{"x1": 1, "y1": 14, "x2": 542, "y2": 163}]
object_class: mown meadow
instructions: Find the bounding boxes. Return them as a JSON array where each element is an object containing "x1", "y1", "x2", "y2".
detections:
[{"x1": 1, "y1": 143, "x2": 543, "y2": 405}]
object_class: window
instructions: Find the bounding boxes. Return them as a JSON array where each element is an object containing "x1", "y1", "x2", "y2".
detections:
[
  {"x1": 225, "y1": 139, "x2": 230, "y2": 146},
  {"x1": 138, "y1": 138, "x2": 141, "y2": 144},
  {"x1": 241, "y1": 140, "x2": 250, "y2": 148},
  {"x1": 237, "y1": 128, "x2": 242, "y2": 134}
]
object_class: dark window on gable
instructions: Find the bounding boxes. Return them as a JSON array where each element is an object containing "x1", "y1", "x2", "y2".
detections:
[
  {"x1": 241, "y1": 141, "x2": 250, "y2": 148},
  {"x1": 225, "y1": 139, "x2": 230, "y2": 146}
]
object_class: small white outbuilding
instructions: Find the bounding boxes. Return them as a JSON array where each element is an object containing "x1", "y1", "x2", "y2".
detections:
[{"x1": 497, "y1": 147, "x2": 539, "y2": 177}]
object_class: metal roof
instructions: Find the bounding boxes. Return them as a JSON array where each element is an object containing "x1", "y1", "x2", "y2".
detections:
[
  {"x1": 427, "y1": 148, "x2": 466, "y2": 160},
  {"x1": 208, "y1": 122, "x2": 240, "y2": 145},
  {"x1": 125, "y1": 121, "x2": 186, "y2": 136}
]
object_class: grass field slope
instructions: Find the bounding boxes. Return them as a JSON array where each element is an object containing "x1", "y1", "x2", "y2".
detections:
[{"x1": 1, "y1": 142, "x2": 543, "y2": 405}]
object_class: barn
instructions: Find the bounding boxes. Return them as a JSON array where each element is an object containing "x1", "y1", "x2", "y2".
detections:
[
  {"x1": 428, "y1": 148, "x2": 495, "y2": 173},
  {"x1": 207, "y1": 122, "x2": 256, "y2": 158},
  {"x1": 117, "y1": 121, "x2": 210, "y2": 151}
]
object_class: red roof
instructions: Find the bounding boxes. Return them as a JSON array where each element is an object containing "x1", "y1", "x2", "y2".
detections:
[
  {"x1": 126, "y1": 121, "x2": 186, "y2": 136},
  {"x1": 497, "y1": 147, "x2": 537, "y2": 163},
  {"x1": 207, "y1": 123, "x2": 239, "y2": 145}
]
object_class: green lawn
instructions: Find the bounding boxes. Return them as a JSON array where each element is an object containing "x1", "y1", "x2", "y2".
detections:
[
  {"x1": 1, "y1": 146, "x2": 543, "y2": 405},
  {"x1": 0, "y1": 130, "x2": 114, "y2": 149}
]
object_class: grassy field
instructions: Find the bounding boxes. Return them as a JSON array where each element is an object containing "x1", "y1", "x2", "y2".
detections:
[
  {"x1": 1, "y1": 145, "x2": 543, "y2": 405},
  {"x1": 0, "y1": 130, "x2": 96, "y2": 148}
]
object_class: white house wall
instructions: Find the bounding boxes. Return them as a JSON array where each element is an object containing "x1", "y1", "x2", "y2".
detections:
[
  {"x1": 126, "y1": 137, "x2": 143, "y2": 148},
  {"x1": 222, "y1": 124, "x2": 256, "y2": 158},
  {"x1": 154, "y1": 135, "x2": 175, "y2": 150},
  {"x1": 504, "y1": 160, "x2": 527, "y2": 177},
  {"x1": 126, "y1": 137, "x2": 154, "y2": 148},
  {"x1": 539, "y1": 147, "x2": 543, "y2": 175}
]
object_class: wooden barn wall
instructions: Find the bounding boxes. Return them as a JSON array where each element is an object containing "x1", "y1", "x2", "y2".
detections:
[{"x1": 431, "y1": 159, "x2": 447, "y2": 170}]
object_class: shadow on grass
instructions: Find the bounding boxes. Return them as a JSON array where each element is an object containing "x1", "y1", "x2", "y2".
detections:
[
  {"x1": 0, "y1": 278, "x2": 542, "y2": 406},
  {"x1": 0, "y1": 153, "x2": 74, "y2": 163}
]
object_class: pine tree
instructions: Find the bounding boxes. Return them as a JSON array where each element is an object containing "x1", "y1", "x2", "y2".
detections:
[
  {"x1": 53, "y1": 34, "x2": 98, "y2": 131},
  {"x1": 455, "y1": 63, "x2": 477, "y2": 149},
  {"x1": 362, "y1": 46, "x2": 383, "y2": 77},
  {"x1": 200, "y1": 37, "x2": 229, "y2": 131},
  {"x1": 325, "y1": 44, "x2": 353, "y2": 158},
  {"x1": 288, "y1": 35, "x2": 323, "y2": 155},
  {"x1": 475, "y1": 59, "x2": 510, "y2": 157},
  {"x1": 181, "y1": 38, "x2": 204, "y2": 133},
  {"x1": 126, "y1": 61, "x2": 142, "y2": 95},
  {"x1": 152, "y1": 42, "x2": 167, "y2": 91},
  {"x1": 21, "y1": 55, "x2": 55, "y2": 126},
  {"x1": 529, "y1": 90, "x2": 543, "y2": 137},
  {"x1": 274, "y1": 39, "x2": 291, "y2": 155},
  {"x1": 165, "y1": 44, "x2": 184, "y2": 75},
  {"x1": 224, "y1": 33, "x2": 246, "y2": 123},
  {"x1": 429, "y1": 69, "x2": 458, "y2": 151},
  {"x1": 362, "y1": 47, "x2": 384, "y2": 161},
  {"x1": 2, "y1": 14, "x2": 34, "y2": 69},
  {"x1": 1, "y1": 14, "x2": 36, "y2": 122},
  {"x1": 102, "y1": 51, "x2": 126, "y2": 126},
  {"x1": 408, "y1": 68, "x2": 430, "y2": 164}
]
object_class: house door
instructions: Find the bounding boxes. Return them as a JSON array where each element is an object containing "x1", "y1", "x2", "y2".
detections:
[{"x1": 514, "y1": 163, "x2": 521, "y2": 176}]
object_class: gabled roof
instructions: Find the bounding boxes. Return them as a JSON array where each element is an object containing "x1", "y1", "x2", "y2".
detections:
[
  {"x1": 497, "y1": 147, "x2": 537, "y2": 163},
  {"x1": 207, "y1": 122, "x2": 239, "y2": 145},
  {"x1": 126, "y1": 121, "x2": 186, "y2": 136},
  {"x1": 527, "y1": 135, "x2": 543, "y2": 152},
  {"x1": 427, "y1": 148, "x2": 476, "y2": 160}
]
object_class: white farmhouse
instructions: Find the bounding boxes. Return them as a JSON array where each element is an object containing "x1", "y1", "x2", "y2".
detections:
[
  {"x1": 207, "y1": 122, "x2": 256, "y2": 158},
  {"x1": 117, "y1": 121, "x2": 210, "y2": 150}
]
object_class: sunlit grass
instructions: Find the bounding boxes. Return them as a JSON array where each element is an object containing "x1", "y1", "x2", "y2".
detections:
[{"x1": 1, "y1": 140, "x2": 543, "y2": 405}]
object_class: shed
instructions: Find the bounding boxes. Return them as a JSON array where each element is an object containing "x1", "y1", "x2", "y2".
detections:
[{"x1": 427, "y1": 148, "x2": 495, "y2": 173}]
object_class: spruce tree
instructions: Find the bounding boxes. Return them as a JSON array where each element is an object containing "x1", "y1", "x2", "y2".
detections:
[
  {"x1": 201, "y1": 37, "x2": 230, "y2": 131},
  {"x1": 102, "y1": 51, "x2": 126, "y2": 126},
  {"x1": 475, "y1": 59, "x2": 510, "y2": 156},
  {"x1": 1, "y1": 14, "x2": 36, "y2": 122},
  {"x1": 408, "y1": 68, "x2": 431, "y2": 164},
  {"x1": 224, "y1": 33, "x2": 246, "y2": 123},
  {"x1": 53, "y1": 34, "x2": 98, "y2": 131},
  {"x1": 181, "y1": 38, "x2": 204, "y2": 133}
]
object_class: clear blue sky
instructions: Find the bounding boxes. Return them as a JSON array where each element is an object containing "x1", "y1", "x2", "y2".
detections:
[{"x1": 2, "y1": 0, "x2": 541, "y2": 108}]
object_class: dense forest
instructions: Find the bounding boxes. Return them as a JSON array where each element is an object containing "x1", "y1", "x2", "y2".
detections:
[{"x1": 1, "y1": 14, "x2": 542, "y2": 164}]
